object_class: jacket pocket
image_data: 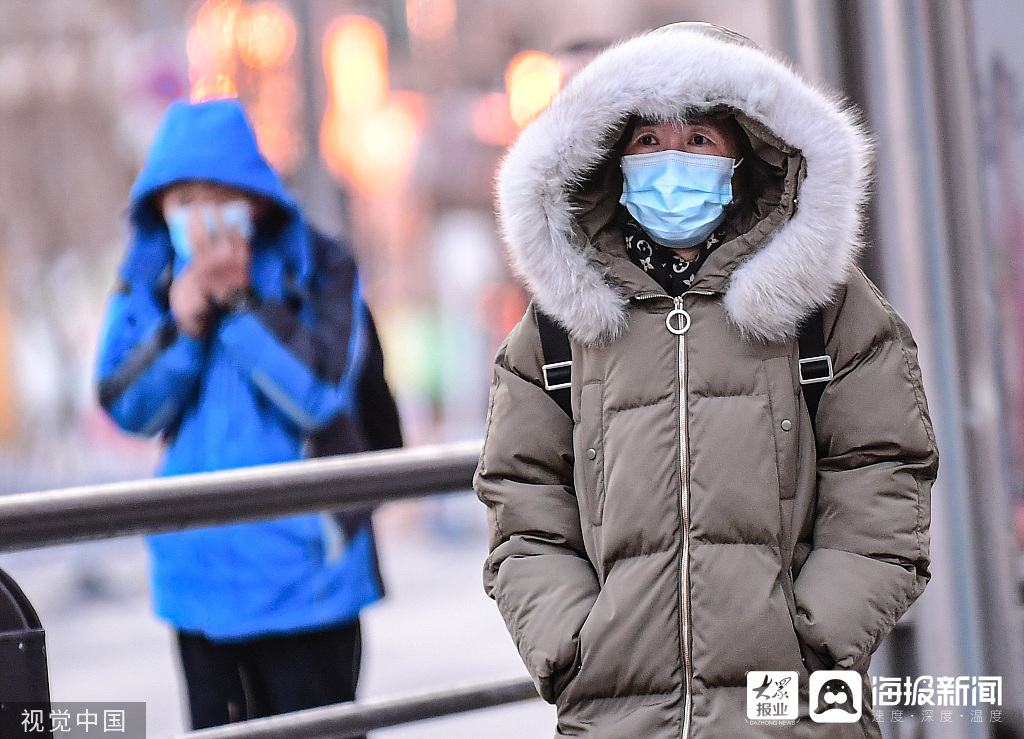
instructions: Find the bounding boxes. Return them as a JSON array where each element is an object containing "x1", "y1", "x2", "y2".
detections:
[
  {"x1": 574, "y1": 382, "x2": 606, "y2": 525},
  {"x1": 551, "y1": 638, "x2": 584, "y2": 704},
  {"x1": 781, "y1": 565, "x2": 833, "y2": 675}
]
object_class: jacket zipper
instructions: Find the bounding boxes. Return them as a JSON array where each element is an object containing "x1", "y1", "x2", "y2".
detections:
[
  {"x1": 669, "y1": 295, "x2": 693, "y2": 738},
  {"x1": 633, "y1": 288, "x2": 715, "y2": 303},
  {"x1": 636, "y1": 289, "x2": 705, "y2": 738}
]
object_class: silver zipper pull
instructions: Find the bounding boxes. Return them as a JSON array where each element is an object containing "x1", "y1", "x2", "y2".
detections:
[{"x1": 667, "y1": 296, "x2": 691, "y2": 335}]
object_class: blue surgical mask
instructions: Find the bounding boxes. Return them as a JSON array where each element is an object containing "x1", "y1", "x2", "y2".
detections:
[
  {"x1": 165, "y1": 200, "x2": 255, "y2": 263},
  {"x1": 619, "y1": 150, "x2": 738, "y2": 249}
]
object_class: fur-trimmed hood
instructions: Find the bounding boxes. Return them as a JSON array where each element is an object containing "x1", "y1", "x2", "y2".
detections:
[{"x1": 495, "y1": 23, "x2": 872, "y2": 345}]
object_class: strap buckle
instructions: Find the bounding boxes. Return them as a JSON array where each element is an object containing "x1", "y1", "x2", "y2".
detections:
[
  {"x1": 798, "y1": 355, "x2": 833, "y2": 385},
  {"x1": 542, "y1": 360, "x2": 573, "y2": 391}
]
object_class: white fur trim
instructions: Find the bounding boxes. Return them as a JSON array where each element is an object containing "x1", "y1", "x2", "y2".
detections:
[{"x1": 496, "y1": 26, "x2": 872, "y2": 345}]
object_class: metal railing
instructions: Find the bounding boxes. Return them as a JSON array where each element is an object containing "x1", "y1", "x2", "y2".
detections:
[
  {"x1": 0, "y1": 441, "x2": 482, "y2": 552},
  {"x1": 183, "y1": 676, "x2": 539, "y2": 739},
  {"x1": 0, "y1": 441, "x2": 543, "y2": 737}
]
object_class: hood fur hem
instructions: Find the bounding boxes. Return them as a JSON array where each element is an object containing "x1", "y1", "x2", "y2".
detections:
[{"x1": 496, "y1": 24, "x2": 872, "y2": 345}]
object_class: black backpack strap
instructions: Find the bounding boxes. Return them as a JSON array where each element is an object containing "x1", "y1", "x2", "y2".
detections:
[
  {"x1": 535, "y1": 306, "x2": 573, "y2": 417},
  {"x1": 797, "y1": 308, "x2": 833, "y2": 435},
  {"x1": 536, "y1": 303, "x2": 832, "y2": 430}
]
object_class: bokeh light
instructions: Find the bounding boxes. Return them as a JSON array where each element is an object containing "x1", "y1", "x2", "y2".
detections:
[
  {"x1": 356, "y1": 94, "x2": 424, "y2": 192},
  {"x1": 470, "y1": 92, "x2": 518, "y2": 147},
  {"x1": 323, "y1": 94, "x2": 425, "y2": 194},
  {"x1": 505, "y1": 51, "x2": 562, "y2": 128},
  {"x1": 406, "y1": 0, "x2": 457, "y2": 41},
  {"x1": 187, "y1": 0, "x2": 240, "y2": 73},
  {"x1": 188, "y1": 0, "x2": 242, "y2": 102},
  {"x1": 185, "y1": 0, "x2": 302, "y2": 172},
  {"x1": 251, "y1": 73, "x2": 302, "y2": 172},
  {"x1": 321, "y1": 15, "x2": 424, "y2": 194},
  {"x1": 322, "y1": 15, "x2": 389, "y2": 115},
  {"x1": 189, "y1": 73, "x2": 238, "y2": 102},
  {"x1": 235, "y1": 2, "x2": 297, "y2": 70}
]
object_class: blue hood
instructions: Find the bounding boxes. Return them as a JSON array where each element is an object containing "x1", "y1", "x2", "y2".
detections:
[{"x1": 123, "y1": 98, "x2": 311, "y2": 286}]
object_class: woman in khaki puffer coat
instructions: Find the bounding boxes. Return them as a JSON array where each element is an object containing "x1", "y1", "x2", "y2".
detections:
[{"x1": 475, "y1": 22, "x2": 938, "y2": 738}]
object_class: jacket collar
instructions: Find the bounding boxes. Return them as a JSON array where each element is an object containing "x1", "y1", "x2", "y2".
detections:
[{"x1": 495, "y1": 23, "x2": 872, "y2": 346}]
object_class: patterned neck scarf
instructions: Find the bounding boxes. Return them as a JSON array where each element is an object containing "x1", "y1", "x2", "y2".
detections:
[{"x1": 621, "y1": 212, "x2": 724, "y2": 297}]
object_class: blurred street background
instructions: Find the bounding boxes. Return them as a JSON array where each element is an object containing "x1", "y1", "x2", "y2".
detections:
[{"x1": 4, "y1": 0, "x2": 1024, "y2": 737}]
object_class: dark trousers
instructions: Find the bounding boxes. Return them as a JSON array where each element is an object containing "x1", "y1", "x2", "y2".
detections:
[{"x1": 176, "y1": 619, "x2": 363, "y2": 732}]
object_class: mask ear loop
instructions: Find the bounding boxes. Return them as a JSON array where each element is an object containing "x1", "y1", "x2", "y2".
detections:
[{"x1": 732, "y1": 157, "x2": 744, "y2": 171}]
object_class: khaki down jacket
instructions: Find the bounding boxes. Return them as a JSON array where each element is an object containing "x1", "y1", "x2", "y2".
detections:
[{"x1": 475, "y1": 23, "x2": 938, "y2": 739}]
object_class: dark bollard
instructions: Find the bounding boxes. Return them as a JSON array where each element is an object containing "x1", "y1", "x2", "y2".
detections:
[{"x1": 0, "y1": 567, "x2": 51, "y2": 737}]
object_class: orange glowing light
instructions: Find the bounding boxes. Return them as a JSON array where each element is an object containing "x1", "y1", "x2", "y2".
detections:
[
  {"x1": 320, "y1": 15, "x2": 424, "y2": 194},
  {"x1": 323, "y1": 16, "x2": 389, "y2": 115},
  {"x1": 185, "y1": 0, "x2": 303, "y2": 173},
  {"x1": 406, "y1": 0, "x2": 456, "y2": 41},
  {"x1": 187, "y1": 0, "x2": 243, "y2": 99},
  {"x1": 471, "y1": 92, "x2": 519, "y2": 147},
  {"x1": 505, "y1": 51, "x2": 562, "y2": 128},
  {"x1": 356, "y1": 98, "x2": 421, "y2": 188},
  {"x1": 320, "y1": 106, "x2": 351, "y2": 178},
  {"x1": 236, "y1": 2, "x2": 297, "y2": 69},
  {"x1": 252, "y1": 74, "x2": 303, "y2": 172},
  {"x1": 254, "y1": 116, "x2": 302, "y2": 172},
  {"x1": 322, "y1": 93, "x2": 424, "y2": 194},
  {"x1": 256, "y1": 72, "x2": 300, "y2": 112},
  {"x1": 186, "y1": 26, "x2": 209, "y2": 71},
  {"x1": 189, "y1": 0, "x2": 242, "y2": 68},
  {"x1": 186, "y1": 25, "x2": 231, "y2": 78},
  {"x1": 389, "y1": 89, "x2": 428, "y2": 126},
  {"x1": 190, "y1": 73, "x2": 239, "y2": 102}
]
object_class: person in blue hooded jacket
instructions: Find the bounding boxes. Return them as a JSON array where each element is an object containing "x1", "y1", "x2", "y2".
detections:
[{"x1": 95, "y1": 98, "x2": 402, "y2": 730}]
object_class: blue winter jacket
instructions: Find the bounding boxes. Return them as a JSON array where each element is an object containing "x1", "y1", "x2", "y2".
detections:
[{"x1": 96, "y1": 99, "x2": 384, "y2": 641}]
